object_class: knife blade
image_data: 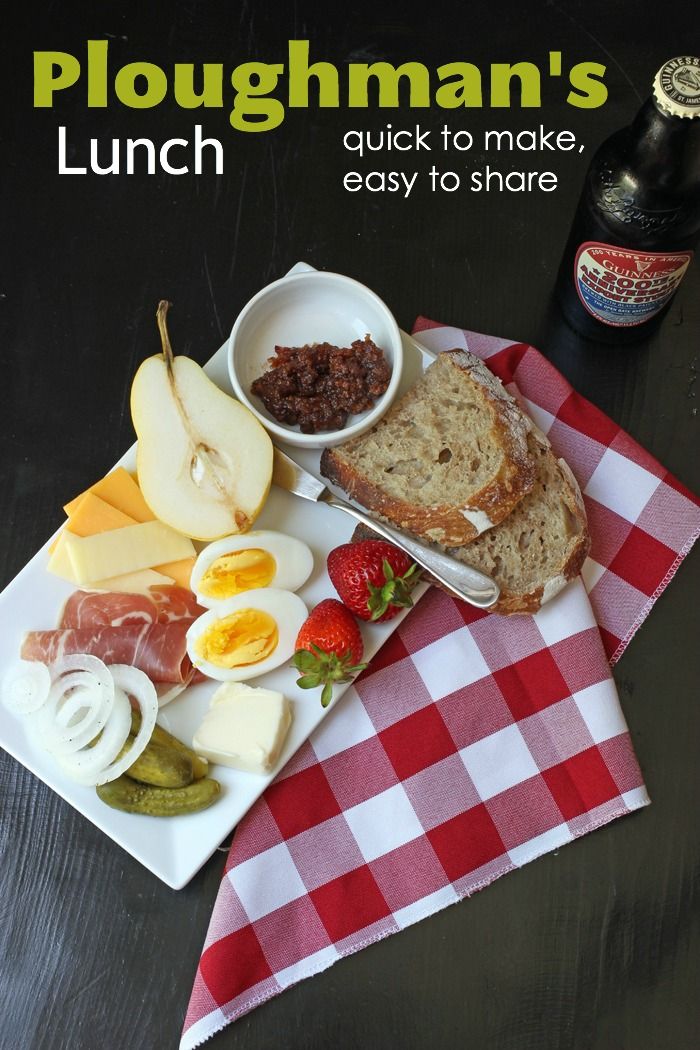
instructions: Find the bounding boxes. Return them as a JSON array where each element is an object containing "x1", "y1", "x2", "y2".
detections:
[{"x1": 272, "y1": 447, "x2": 500, "y2": 609}]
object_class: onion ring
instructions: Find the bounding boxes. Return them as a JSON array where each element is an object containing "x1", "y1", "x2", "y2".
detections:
[
  {"x1": 95, "y1": 665, "x2": 158, "y2": 785},
  {"x1": 49, "y1": 653, "x2": 116, "y2": 686},
  {"x1": 55, "y1": 687, "x2": 101, "y2": 729},
  {"x1": 35, "y1": 667, "x2": 115, "y2": 756},
  {"x1": 43, "y1": 690, "x2": 111, "y2": 756},
  {"x1": 56, "y1": 686, "x2": 131, "y2": 785},
  {"x1": 1, "y1": 661, "x2": 51, "y2": 714},
  {"x1": 7, "y1": 654, "x2": 161, "y2": 788}
]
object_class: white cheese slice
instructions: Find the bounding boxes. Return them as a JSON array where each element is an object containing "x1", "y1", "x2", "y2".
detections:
[
  {"x1": 46, "y1": 531, "x2": 78, "y2": 582},
  {"x1": 62, "y1": 521, "x2": 195, "y2": 585},
  {"x1": 89, "y1": 568, "x2": 175, "y2": 592},
  {"x1": 193, "y1": 682, "x2": 292, "y2": 774},
  {"x1": 47, "y1": 531, "x2": 174, "y2": 591}
]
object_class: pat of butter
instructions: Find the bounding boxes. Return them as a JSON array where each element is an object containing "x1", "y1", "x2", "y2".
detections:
[{"x1": 193, "y1": 682, "x2": 292, "y2": 774}]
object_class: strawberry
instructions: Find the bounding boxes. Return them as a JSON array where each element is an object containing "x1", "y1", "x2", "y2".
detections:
[
  {"x1": 327, "y1": 540, "x2": 420, "y2": 622},
  {"x1": 294, "y1": 598, "x2": 367, "y2": 708}
]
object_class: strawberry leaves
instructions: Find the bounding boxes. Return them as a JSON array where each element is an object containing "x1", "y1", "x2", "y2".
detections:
[
  {"x1": 327, "y1": 540, "x2": 421, "y2": 623},
  {"x1": 293, "y1": 643, "x2": 367, "y2": 709},
  {"x1": 293, "y1": 644, "x2": 367, "y2": 708},
  {"x1": 366, "y1": 558, "x2": 421, "y2": 621},
  {"x1": 294, "y1": 599, "x2": 367, "y2": 707}
]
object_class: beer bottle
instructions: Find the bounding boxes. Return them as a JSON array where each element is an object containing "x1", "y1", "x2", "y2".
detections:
[{"x1": 555, "y1": 56, "x2": 700, "y2": 344}]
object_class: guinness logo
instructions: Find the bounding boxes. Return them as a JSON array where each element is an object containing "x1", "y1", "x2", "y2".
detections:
[{"x1": 658, "y1": 56, "x2": 700, "y2": 110}]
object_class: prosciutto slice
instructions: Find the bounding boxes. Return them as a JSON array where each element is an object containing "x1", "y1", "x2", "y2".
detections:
[
  {"x1": 150, "y1": 585, "x2": 205, "y2": 624},
  {"x1": 22, "y1": 624, "x2": 193, "y2": 684},
  {"x1": 60, "y1": 586, "x2": 205, "y2": 630},
  {"x1": 60, "y1": 591, "x2": 157, "y2": 629}
]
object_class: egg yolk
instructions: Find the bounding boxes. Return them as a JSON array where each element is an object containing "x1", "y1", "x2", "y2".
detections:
[
  {"x1": 194, "y1": 609, "x2": 279, "y2": 669},
  {"x1": 198, "y1": 549, "x2": 277, "y2": 599}
]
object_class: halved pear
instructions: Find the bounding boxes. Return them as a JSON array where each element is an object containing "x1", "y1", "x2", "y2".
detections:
[{"x1": 131, "y1": 302, "x2": 273, "y2": 541}]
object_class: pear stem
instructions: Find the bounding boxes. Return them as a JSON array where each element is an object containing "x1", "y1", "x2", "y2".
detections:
[{"x1": 156, "y1": 300, "x2": 175, "y2": 378}]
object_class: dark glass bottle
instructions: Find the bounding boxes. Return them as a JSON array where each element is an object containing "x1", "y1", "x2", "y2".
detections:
[{"x1": 555, "y1": 56, "x2": 700, "y2": 344}]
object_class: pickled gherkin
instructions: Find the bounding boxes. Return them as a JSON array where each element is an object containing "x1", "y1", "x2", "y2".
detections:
[
  {"x1": 126, "y1": 739, "x2": 193, "y2": 788},
  {"x1": 130, "y1": 711, "x2": 209, "y2": 779},
  {"x1": 97, "y1": 775, "x2": 221, "y2": 816}
]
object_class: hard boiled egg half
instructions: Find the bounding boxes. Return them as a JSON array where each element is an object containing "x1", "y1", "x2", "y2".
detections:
[
  {"x1": 186, "y1": 588, "x2": 308, "y2": 682},
  {"x1": 191, "y1": 530, "x2": 313, "y2": 608}
]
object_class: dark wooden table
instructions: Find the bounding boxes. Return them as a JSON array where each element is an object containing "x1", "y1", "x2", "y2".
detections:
[{"x1": 2, "y1": 4, "x2": 699, "y2": 1048}]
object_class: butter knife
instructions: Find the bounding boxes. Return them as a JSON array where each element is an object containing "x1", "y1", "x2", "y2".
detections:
[{"x1": 273, "y1": 448, "x2": 500, "y2": 610}]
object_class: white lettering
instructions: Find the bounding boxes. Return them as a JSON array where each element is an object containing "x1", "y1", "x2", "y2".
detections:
[
  {"x1": 160, "y1": 138, "x2": 189, "y2": 175},
  {"x1": 343, "y1": 171, "x2": 363, "y2": 191},
  {"x1": 343, "y1": 170, "x2": 419, "y2": 198},
  {"x1": 194, "y1": 124, "x2": 223, "y2": 175},
  {"x1": 343, "y1": 130, "x2": 363, "y2": 153},
  {"x1": 58, "y1": 126, "x2": 87, "y2": 175},
  {"x1": 342, "y1": 124, "x2": 432, "y2": 159},
  {"x1": 91, "y1": 138, "x2": 119, "y2": 175},
  {"x1": 126, "y1": 138, "x2": 156, "y2": 174},
  {"x1": 57, "y1": 125, "x2": 225, "y2": 176},
  {"x1": 483, "y1": 126, "x2": 577, "y2": 152},
  {"x1": 469, "y1": 166, "x2": 557, "y2": 192}
]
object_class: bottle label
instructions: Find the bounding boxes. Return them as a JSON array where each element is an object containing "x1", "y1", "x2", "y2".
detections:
[{"x1": 574, "y1": 242, "x2": 693, "y2": 327}]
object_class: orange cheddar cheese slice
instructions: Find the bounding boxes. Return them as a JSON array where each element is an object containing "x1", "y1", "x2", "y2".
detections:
[
  {"x1": 48, "y1": 493, "x2": 137, "y2": 553},
  {"x1": 66, "y1": 492, "x2": 137, "y2": 534},
  {"x1": 58, "y1": 469, "x2": 195, "y2": 588},
  {"x1": 64, "y1": 468, "x2": 155, "y2": 523},
  {"x1": 155, "y1": 557, "x2": 195, "y2": 589}
]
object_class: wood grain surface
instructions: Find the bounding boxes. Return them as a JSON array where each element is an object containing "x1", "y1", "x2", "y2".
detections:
[{"x1": 1, "y1": 3, "x2": 699, "y2": 1049}]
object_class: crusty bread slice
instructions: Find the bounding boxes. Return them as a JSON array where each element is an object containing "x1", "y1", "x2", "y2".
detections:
[
  {"x1": 444, "y1": 430, "x2": 590, "y2": 613},
  {"x1": 321, "y1": 349, "x2": 535, "y2": 546},
  {"x1": 350, "y1": 430, "x2": 590, "y2": 615}
]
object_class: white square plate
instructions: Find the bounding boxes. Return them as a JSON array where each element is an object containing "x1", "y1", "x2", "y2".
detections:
[{"x1": 0, "y1": 266, "x2": 433, "y2": 888}]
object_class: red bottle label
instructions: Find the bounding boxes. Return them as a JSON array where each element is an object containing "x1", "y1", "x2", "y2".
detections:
[{"x1": 574, "y1": 242, "x2": 693, "y2": 327}]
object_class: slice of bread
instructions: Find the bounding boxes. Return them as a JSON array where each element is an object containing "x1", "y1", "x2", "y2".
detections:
[
  {"x1": 321, "y1": 349, "x2": 535, "y2": 546},
  {"x1": 443, "y1": 430, "x2": 590, "y2": 613},
  {"x1": 350, "y1": 430, "x2": 590, "y2": 615}
]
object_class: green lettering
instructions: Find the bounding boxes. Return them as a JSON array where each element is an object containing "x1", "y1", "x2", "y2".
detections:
[
  {"x1": 87, "y1": 40, "x2": 108, "y2": 107},
  {"x1": 435, "y1": 62, "x2": 482, "y2": 107},
  {"x1": 348, "y1": 61, "x2": 430, "y2": 108},
  {"x1": 491, "y1": 62, "x2": 541, "y2": 107},
  {"x1": 34, "y1": 51, "x2": 80, "y2": 106},
  {"x1": 173, "y1": 64, "x2": 224, "y2": 108},
  {"x1": 288, "y1": 40, "x2": 339, "y2": 107},
  {"x1": 568, "y1": 62, "x2": 608, "y2": 108},
  {"x1": 115, "y1": 62, "x2": 168, "y2": 108},
  {"x1": 230, "y1": 62, "x2": 284, "y2": 131}
]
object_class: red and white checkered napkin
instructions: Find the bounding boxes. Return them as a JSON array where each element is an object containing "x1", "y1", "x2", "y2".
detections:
[{"x1": 181, "y1": 322, "x2": 700, "y2": 1050}]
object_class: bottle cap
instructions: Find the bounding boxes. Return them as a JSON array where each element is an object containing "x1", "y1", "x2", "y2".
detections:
[{"x1": 653, "y1": 56, "x2": 700, "y2": 118}]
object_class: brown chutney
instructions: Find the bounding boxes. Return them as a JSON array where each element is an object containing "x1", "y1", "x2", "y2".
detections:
[{"x1": 250, "y1": 335, "x2": 391, "y2": 434}]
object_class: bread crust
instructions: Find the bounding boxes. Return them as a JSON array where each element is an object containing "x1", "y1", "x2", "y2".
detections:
[
  {"x1": 347, "y1": 446, "x2": 591, "y2": 616},
  {"x1": 447, "y1": 443, "x2": 590, "y2": 614},
  {"x1": 321, "y1": 350, "x2": 535, "y2": 547}
]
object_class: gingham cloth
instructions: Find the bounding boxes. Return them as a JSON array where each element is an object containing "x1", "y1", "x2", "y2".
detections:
[{"x1": 181, "y1": 322, "x2": 700, "y2": 1050}]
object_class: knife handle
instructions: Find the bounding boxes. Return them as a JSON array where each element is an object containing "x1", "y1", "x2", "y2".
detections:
[{"x1": 322, "y1": 495, "x2": 500, "y2": 610}]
